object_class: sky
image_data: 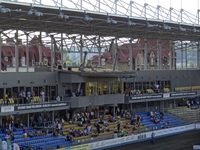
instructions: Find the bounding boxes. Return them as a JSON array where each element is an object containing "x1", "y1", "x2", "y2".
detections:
[{"x1": 13, "y1": 0, "x2": 199, "y2": 14}]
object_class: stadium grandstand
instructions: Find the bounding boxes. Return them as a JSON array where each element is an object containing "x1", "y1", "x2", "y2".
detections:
[{"x1": 0, "y1": 0, "x2": 199, "y2": 150}]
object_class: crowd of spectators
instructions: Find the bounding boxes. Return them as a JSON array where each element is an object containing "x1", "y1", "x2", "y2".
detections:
[
  {"x1": 186, "y1": 100, "x2": 200, "y2": 109},
  {"x1": 149, "y1": 111, "x2": 163, "y2": 124},
  {"x1": 64, "y1": 108, "x2": 144, "y2": 142}
]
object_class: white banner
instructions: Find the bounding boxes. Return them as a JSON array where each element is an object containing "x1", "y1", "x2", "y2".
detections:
[
  {"x1": 1, "y1": 106, "x2": 14, "y2": 113},
  {"x1": 163, "y1": 93, "x2": 170, "y2": 98},
  {"x1": 195, "y1": 123, "x2": 200, "y2": 129}
]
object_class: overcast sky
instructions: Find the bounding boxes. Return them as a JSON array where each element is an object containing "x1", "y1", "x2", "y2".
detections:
[{"x1": 15, "y1": 0, "x2": 199, "y2": 15}]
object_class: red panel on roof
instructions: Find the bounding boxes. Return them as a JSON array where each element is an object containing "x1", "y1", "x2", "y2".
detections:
[
  {"x1": 18, "y1": 46, "x2": 26, "y2": 58},
  {"x1": 42, "y1": 47, "x2": 51, "y2": 58},
  {"x1": 2, "y1": 46, "x2": 14, "y2": 57}
]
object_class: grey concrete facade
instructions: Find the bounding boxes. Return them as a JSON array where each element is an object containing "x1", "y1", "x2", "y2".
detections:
[{"x1": 0, "y1": 70, "x2": 199, "y2": 109}]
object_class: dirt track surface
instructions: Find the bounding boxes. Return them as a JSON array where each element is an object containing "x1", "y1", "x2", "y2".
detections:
[{"x1": 107, "y1": 130, "x2": 200, "y2": 150}]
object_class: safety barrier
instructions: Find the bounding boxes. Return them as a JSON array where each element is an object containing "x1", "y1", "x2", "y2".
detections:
[{"x1": 59, "y1": 123, "x2": 200, "y2": 150}]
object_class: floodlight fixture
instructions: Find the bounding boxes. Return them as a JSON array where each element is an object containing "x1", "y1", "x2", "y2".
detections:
[
  {"x1": 107, "y1": 16, "x2": 117, "y2": 24},
  {"x1": 179, "y1": 26, "x2": 186, "y2": 31},
  {"x1": 163, "y1": 24, "x2": 171, "y2": 30},
  {"x1": 84, "y1": 14, "x2": 93, "y2": 22},
  {"x1": 0, "y1": 5, "x2": 11, "y2": 13},
  {"x1": 58, "y1": 9, "x2": 69, "y2": 20},
  {"x1": 128, "y1": 19, "x2": 136, "y2": 26}
]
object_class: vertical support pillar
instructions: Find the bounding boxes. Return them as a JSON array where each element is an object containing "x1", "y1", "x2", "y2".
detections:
[
  {"x1": 115, "y1": 38, "x2": 118, "y2": 70},
  {"x1": 80, "y1": 35, "x2": 83, "y2": 64},
  {"x1": 52, "y1": 111, "x2": 55, "y2": 122},
  {"x1": 128, "y1": 39, "x2": 133, "y2": 71},
  {"x1": 113, "y1": 105, "x2": 115, "y2": 117},
  {"x1": 80, "y1": 0, "x2": 83, "y2": 10},
  {"x1": 98, "y1": 36, "x2": 101, "y2": 66},
  {"x1": 173, "y1": 99, "x2": 176, "y2": 108},
  {"x1": 156, "y1": 40, "x2": 162, "y2": 70},
  {"x1": 98, "y1": 0, "x2": 101, "y2": 12},
  {"x1": 50, "y1": 35, "x2": 54, "y2": 72},
  {"x1": 197, "y1": 42, "x2": 200, "y2": 68},
  {"x1": 38, "y1": 32, "x2": 42, "y2": 65},
  {"x1": 144, "y1": 3, "x2": 148, "y2": 18},
  {"x1": 115, "y1": 0, "x2": 118, "y2": 14},
  {"x1": 130, "y1": 1, "x2": 133, "y2": 17},
  {"x1": 169, "y1": 41, "x2": 172, "y2": 70},
  {"x1": 112, "y1": 38, "x2": 118, "y2": 71},
  {"x1": 130, "y1": 103, "x2": 133, "y2": 113},
  {"x1": 160, "y1": 101, "x2": 164, "y2": 112},
  {"x1": 61, "y1": 33, "x2": 64, "y2": 65},
  {"x1": 0, "y1": 117, "x2": 2, "y2": 126},
  {"x1": 61, "y1": 0, "x2": 63, "y2": 7},
  {"x1": 26, "y1": 33, "x2": 29, "y2": 72},
  {"x1": 169, "y1": 8, "x2": 173, "y2": 21},
  {"x1": 27, "y1": 113, "x2": 30, "y2": 127},
  {"x1": 172, "y1": 42, "x2": 176, "y2": 70},
  {"x1": 181, "y1": 41, "x2": 184, "y2": 69},
  {"x1": 0, "y1": 32, "x2": 2, "y2": 72},
  {"x1": 146, "y1": 101, "x2": 148, "y2": 112},
  {"x1": 15, "y1": 31, "x2": 19, "y2": 72},
  {"x1": 159, "y1": 41, "x2": 162, "y2": 70},
  {"x1": 157, "y1": 5, "x2": 160, "y2": 19},
  {"x1": 180, "y1": 9, "x2": 183, "y2": 23},
  {"x1": 144, "y1": 39, "x2": 148, "y2": 70},
  {"x1": 185, "y1": 43, "x2": 188, "y2": 69},
  {"x1": 198, "y1": 9, "x2": 200, "y2": 25}
]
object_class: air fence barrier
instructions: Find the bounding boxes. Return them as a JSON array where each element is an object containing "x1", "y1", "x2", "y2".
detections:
[{"x1": 58, "y1": 123, "x2": 200, "y2": 150}]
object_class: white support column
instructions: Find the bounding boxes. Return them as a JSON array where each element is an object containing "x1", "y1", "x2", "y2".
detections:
[
  {"x1": 98, "y1": 36, "x2": 101, "y2": 66},
  {"x1": 61, "y1": 0, "x2": 63, "y2": 7},
  {"x1": 0, "y1": 32, "x2": 2, "y2": 72},
  {"x1": 61, "y1": 33, "x2": 64, "y2": 65},
  {"x1": 144, "y1": 39, "x2": 148, "y2": 70},
  {"x1": 26, "y1": 33, "x2": 29, "y2": 72},
  {"x1": 181, "y1": 41, "x2": 184, "y2": 69},
  {"x1": 115, "y1": 0, "x2": 118, "y2": 14},
  {"x1": 50, "y1": 35, "x2": 54, "y2": 72},
  {"x1": 98, "y1": 0, "x2": 101, "y2": 12},
  {"x1": 157, "y1": 5, "x2": 160, "y2": 19},
  {"x1": 80, "y1": 0, "x2": 83, "y2": 10},
  {"x1": 128, "y1": 39, "x2": 133, "y2": 71},
  {"x1": 144, "y1": 3, "x2": 148, "y2": 18},
  {"x1": 198, "y1": 9, "x2": 200, "y2": 24},
  {"x1": 169, "y1": 7, "x2": 173, "y2": 21},
  {"x1": 130, "y1": 1, "x2": 133, "y2": 17},
  {"x1": 180, "y1": 9, "x2": 183, "y2": 23}
]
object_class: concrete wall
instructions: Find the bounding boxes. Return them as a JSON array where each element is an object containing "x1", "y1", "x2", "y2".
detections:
[
  {"x1": 66, "y1": 94, "x2": 124, "y2": 108},
  {"x1": 0, "y1": 72, "x2": 57, "y2": 88}
]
